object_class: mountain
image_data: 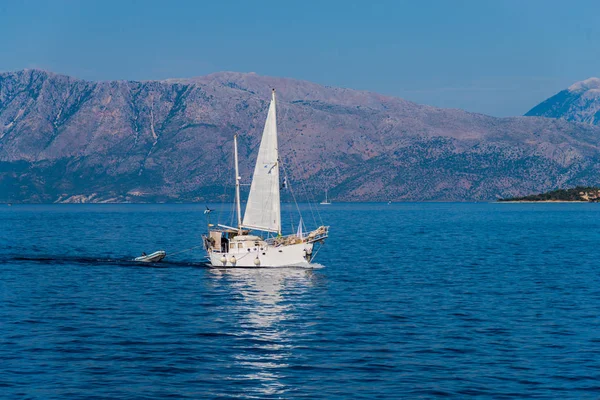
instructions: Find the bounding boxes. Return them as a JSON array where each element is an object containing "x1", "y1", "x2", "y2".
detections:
[
  {"x1": 2, "y1": 69, "x2": 600, "y2": 203},
  {"x1": 525, "y1": 77, "x2": 600, "y2": 125}
]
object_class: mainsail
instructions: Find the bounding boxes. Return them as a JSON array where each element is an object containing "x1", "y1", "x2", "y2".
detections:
[{"x1": 242, "y1": 90, "x2": 281, "y2": 233}]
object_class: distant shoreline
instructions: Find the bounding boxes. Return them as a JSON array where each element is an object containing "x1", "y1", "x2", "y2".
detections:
[
  {"x1": 498, "y1": 187, "x2": 600, "y2": 203},
  {"x1": 497, "y1": 200, "x2": 588, "y2": 203}
]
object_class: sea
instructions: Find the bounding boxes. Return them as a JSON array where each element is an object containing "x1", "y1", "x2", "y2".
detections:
[{"x1": 1, "y1": 202, "x2": 600, "y2": 399}]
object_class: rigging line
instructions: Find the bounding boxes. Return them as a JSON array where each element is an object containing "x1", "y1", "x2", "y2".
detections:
[
  {"x1": 289, "y1": 199, "x2": 296, "y2": 234},
  {"x1": 279, "y1": 165, "x2": 296, "y2": 234},
  {"x1": 285, "y1": 173, "x2": 296, "y2": 234},
  {"x1": 310, "y1": 241, "x2": 324, "y2": 262},
  {"x1": 286, "y1": 137, "x2": 322, "y2": 227},
  {"x1": 220, "y1": 180, "x2": 229, "y2": 228},
  {"x1": 287, "y1": 150, "x2": 321, "y2": 228},
  {"x1": 216, "y1": 143, "x2": 232, "y2": 229},
  {"x1": 277, "y1": 102, "x2": 322, "y2": 228},
  {"x1": 304, "y1": 174, "x2": 322, "y2": 227},
  {"x1": 279, "y1": 158, "x2": 305, "y2": 230},
  {"x1": 216, "y1": 172, "x2": 225, "y2": 228},
  {"x1": 228, "y1": 142, "x2": 236, "y2": 227},
  {"x1": 277, "y1": 101, "x2": 306, "y2": 229},
  {"x1": 165, "y1": 244, "x2": 206, "y2": 257}
]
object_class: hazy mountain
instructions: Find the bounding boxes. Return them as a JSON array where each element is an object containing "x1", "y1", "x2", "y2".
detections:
[
  {"x1": 526, "y1": 77, "x2": 600, "y2": 125},
  {"x1": 2, "y1": 69, "x2": 600, "y2": 203}
]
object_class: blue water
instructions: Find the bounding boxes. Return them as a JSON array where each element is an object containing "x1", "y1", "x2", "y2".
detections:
[{"x1": 2, "y1": 203, "x2": 600, "y2": 399}]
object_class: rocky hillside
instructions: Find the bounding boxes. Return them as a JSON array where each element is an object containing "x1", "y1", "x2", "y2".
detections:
[
  {"x1": 2, "y1": 69, "x2": 600, "y2": 203},
  {"x1": 526, "y1": 77, "x2": 600, "y2": 125}
]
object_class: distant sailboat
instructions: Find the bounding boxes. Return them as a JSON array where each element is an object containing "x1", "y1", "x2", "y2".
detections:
[
  {"x1": 203, "y1": 89, "x2": 329, "y2": 268},
  {"x1": 320, "y1": 190, "x2": 331, "y2": 205}
]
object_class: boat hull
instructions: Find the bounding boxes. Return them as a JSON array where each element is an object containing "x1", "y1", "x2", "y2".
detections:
[
  {"x1": 209, "y1": 241, "x2": 313, "y2": 268},
  {"x1": 134, "y1": 251, "x2": 166, "y2": 263}
]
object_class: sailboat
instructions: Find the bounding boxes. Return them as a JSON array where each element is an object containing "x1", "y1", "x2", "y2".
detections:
[
  {"x1": 320, "y1": 190, "x2": 331, "y2": 205},
  {"x1": 203, "y1": 89, "x2": 329, "y2": 268}
]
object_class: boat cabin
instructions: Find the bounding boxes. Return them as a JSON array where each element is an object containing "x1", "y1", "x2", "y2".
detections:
[{"x1": 204, "y1": 227, "x2": 265, "y2": 254}]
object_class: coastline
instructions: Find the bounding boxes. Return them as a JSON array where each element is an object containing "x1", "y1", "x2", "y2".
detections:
[{"x1": 497, "y1": 200, "x2": 589, "y2": 203}]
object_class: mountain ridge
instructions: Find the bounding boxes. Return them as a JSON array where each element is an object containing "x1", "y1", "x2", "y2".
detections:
[
  {"x1": 526, "y1": 76, "x2": 600, "y2": 125},
  {"x1": 2, "y1": 69, "x2": 600, "y2": 203}
]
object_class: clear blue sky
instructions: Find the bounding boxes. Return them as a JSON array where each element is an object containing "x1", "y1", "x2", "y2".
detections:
[{"x1": 1, "y1": 0, "x2": 599, "y2": 116}]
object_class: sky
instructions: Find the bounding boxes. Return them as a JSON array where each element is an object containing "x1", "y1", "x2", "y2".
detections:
[{"x1": 0, "y1": 0, "x2": 599, "y2": 116}]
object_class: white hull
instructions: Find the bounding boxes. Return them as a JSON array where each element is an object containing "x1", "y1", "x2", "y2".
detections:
[{"x1": 209, "y1": 241, "x2": 314, "y2": 268}]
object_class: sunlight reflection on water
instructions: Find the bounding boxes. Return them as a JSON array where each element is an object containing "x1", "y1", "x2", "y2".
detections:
[{"x1": 209, "y1": 267, "x2": 317, "y2": 397}]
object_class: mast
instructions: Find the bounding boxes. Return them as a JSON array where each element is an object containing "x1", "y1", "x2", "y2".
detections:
[
  {"x1": 234, "y1": 134, "x2": 242, "y2": 233},
  {"x1": 273, "y1": 89, "x2": 281, "y2": 236}
]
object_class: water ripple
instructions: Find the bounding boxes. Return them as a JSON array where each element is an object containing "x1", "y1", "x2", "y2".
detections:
[{"x1": 2, "y1": 203, "x2": 600, "y2": 398}]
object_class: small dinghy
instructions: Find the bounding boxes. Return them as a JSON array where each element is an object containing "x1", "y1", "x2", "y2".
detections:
[{"x1": 134, "y1": 250, "x2": 166, "y2": 263}]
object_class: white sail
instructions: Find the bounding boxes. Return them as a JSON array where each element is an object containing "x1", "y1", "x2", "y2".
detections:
[{"x1": 242, "y1": 90, "x2": 281, "y2": 233}]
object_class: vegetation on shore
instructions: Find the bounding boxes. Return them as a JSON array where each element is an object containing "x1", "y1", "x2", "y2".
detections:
[{"x1": 499, "y1": 186, "x2": 600, "y2": 202}]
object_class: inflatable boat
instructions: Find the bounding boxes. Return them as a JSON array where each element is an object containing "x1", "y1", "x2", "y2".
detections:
[{"x1": 134, "y1": 250, "x2": 166, "y2": 263}]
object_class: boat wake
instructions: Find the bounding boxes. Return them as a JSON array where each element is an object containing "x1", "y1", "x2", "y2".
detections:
[
  {"x1": 0, "y1": 255, "x2": 208, "y2": 268},
  {"x1": 0, "y1": 255, "x2": 324, "y2": 271}
]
